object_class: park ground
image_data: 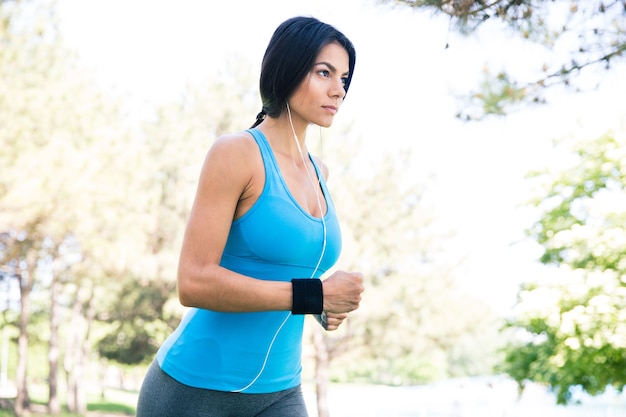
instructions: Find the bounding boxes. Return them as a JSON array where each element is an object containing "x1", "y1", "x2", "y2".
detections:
[{"x1": 3, "y1": 376, "x2": 626, "y2": 416}]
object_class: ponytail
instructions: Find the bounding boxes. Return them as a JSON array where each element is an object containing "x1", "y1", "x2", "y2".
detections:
[{"x1": 250, "y1": 108, "x2": 267, "y2": 129}]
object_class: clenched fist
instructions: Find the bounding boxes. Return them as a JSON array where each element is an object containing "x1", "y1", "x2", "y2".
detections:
[{"x1": 321, "y1": 270, "x2": 364, "y2": 314}]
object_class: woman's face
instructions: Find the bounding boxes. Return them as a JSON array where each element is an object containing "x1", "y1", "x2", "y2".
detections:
[{"x1": 288, "y1": 41, "x2": 350, "y2": 128}]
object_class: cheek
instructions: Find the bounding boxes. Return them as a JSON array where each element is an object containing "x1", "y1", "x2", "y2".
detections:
[{"x1": 291, "y1": 77, "x2": 316, "y2": 103}]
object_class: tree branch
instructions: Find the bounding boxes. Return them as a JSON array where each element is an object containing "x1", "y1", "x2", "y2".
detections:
[{"x1": 533, "y1": 42, "x2": 626, "y2": 88}]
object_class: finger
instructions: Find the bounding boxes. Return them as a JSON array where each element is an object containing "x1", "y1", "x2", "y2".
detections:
[
  {"x1": 325, "y1": 312, "x2": 348, "y2": 320},
  {"x1": 320, "y1": 312, "x2": 342, "y2": 331},
  {"x1": 325, "y1": 320, "x2": 339, "y2": 331},
  {"x1": 327, "y1": 316, "x2": 345, "y2": 330}
]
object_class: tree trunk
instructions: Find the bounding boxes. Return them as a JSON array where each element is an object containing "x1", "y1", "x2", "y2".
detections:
[
  {"x1": 77, "y1": 290, "x2": 95, "y2": 414},
  {"x1": 313, "y1": 326, "x2": 330, "y2": 417},
  {"x1": 65, "y1": 283, "x2": 92, "y2": 414},
  {"x1": 1, "y1": 325, "x2": 9, "y2": 388},
  {"x1": 65, "y1": 287, "x2": 81, "y2": 414},
  {"x1": 14, "y1": 272, "x2": 31, "y2": 416},
  {"x1": 48, "y1": 272, "x2": 61, "y2": 415}
]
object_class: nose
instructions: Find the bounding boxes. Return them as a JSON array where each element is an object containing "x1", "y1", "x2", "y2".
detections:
[{"x1": 330, "y1": 77, "x2": 346, "y2": 100}]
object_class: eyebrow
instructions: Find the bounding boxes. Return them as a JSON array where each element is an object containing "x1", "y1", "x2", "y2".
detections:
[{"x1": 314, "y1": 61, "x2": 350, "y2": 77}]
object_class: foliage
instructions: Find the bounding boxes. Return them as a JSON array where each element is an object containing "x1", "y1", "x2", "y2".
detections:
[
  {"x1": 501, "y1": 132, "x2": 626, "y2": 404},
  {"x1": 0, "y1": 0, "x2": 180, "y2": 412},
  {"x1": 466, "y1": 70, "x2": 528, "y2": 117},
  {"x1": 390, "y1": 0, "x2": 626, "y2": 119},
  {"x1": 96, "y1": 279, "x2": 177, "y2": 365}
]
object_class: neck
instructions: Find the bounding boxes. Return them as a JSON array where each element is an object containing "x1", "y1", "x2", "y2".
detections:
[{"x1": 257, "y1": 113, "x2": 309, "y2": 159}]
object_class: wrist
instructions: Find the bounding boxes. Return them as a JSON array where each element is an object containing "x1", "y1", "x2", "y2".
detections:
[{"x1": 291, "y1": 278, "x2": 323, "y2": 314}]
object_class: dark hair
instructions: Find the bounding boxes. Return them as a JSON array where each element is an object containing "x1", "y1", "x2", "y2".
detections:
[{"x1": 251, "y1": 16, "x2": 356, "y2": 128}]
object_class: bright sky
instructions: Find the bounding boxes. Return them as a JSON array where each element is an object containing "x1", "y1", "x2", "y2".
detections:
[{"x1": 57, "y1": 0, "x2": 626, "y2": 313}]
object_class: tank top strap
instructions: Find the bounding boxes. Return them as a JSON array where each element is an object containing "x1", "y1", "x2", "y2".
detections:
[
  {"x1": 247, "y1": 128, "x2": 272, "y2": 159},
  {"x1": 246, "y1": 128, "x2": 282, "y2": 186},
  {"x1": 247, "y1": 128, "x2": 333, "y2": 212},
  {"x1": 309, "y1": 156, "x2": 329, "y2": 198}
]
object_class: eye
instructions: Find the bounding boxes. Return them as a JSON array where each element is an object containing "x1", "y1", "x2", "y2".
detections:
[
  {"x1": 341, "y1": 77, "x2": 348, "y2": 88},
  {"x1": 318, "y1": 69, "x2": 331, "y2": 78}
]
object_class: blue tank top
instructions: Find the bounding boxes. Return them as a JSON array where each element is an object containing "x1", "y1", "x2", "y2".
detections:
[{"x1": 156, "y1": 128, "x2": 342, "y2": 393}]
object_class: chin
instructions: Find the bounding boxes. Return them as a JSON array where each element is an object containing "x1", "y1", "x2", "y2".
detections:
[{"x1": 315, "y1": 118, "x2": 334, "y2": 128}]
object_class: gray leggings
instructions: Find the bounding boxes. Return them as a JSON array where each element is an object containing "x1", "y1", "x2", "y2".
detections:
[{"x1": 136, "y1": 361, "x2": 309, "y2": 417}]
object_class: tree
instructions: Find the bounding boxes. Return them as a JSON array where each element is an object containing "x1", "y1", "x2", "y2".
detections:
[
  {"x1": 501, "y1": 131, "x2": 626, "y2": 404},
  {"x1": 96, "y1": 279, "x2": 177, "y2": 366},
  {"x1": 0, "y1": 0, "x2": 152, "y2": 413},
  {"x1": 1, "y1": 1, "x2": 61, "y2": 412},
  {"x1": 389, "y1": 0, "x2": 626, "y2": 119}
]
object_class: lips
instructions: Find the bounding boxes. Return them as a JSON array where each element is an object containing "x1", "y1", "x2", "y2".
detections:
[{"x1": 322, "y1": 105, "x2": 338, "y2": 114}]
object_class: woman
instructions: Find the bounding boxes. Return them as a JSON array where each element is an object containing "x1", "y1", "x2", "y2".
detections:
[{"x1": 136, "y1": 16, "x2": 364, "y2": 417}]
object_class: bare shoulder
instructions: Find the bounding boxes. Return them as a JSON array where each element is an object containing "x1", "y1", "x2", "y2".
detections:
[
  {"x1": 205, "y1": 131, "x2": 260, "y2": 169},
  {"x1": 199, "y1": 131, "x2": 261, "y2": 188},
  {"x1": 209, "y1": 131, "x2": 257, "y2": 158}
]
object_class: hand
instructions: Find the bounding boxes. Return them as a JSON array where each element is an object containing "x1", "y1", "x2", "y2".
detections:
[
  {"x1": 319, "y1": 311, "x2": 348, "y2": 331},
  {"x1": 322, "y1": 270, "x2": 364, "y2": 314}
]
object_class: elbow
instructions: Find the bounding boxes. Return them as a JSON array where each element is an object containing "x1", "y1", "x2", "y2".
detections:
[
  {"x1": 177, "y1": 284, "x2": 195, "y2": 308},
  {"x1": 177, "y1": 274, "x2": 194, "y2": 308},
  {"x1": 177, "y1": 263, "x2": 214, "y2": 308}
]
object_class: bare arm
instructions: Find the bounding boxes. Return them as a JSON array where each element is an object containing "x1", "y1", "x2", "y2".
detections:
[
  {"x1": 177, "y1": 135, "x2": 363, "y2": 313},
  {"x1": 176, "y1": 134, "x2": 291, "y2": 312}
]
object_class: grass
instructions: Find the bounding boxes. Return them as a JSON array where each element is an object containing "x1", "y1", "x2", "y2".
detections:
[
  {"x1": 0, "y1": 411, "x2": 87, "y2": 417},
  {"x1": 0, "y1": 401, "x2": 135, "y2": 417},
  {"x1": 0, "y1": 387, "x2": 137, "y2": 416},
  {"x1": 87, "y1": 400, "x2": 135, "y2": 415}
]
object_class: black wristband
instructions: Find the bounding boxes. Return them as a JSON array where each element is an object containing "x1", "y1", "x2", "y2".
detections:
[{"x1": 291, "y1": 278, "x2": 323, "y2": 314}]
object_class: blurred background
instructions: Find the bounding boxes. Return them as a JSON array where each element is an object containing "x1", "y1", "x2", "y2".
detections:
[{"x1": 1, "y1": 0, "x2": 625, "y2": 416}]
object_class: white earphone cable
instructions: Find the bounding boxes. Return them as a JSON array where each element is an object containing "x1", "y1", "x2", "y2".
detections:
[
  {"x1": 231, "y1": 104, "x2": 327, "y2": 392},
  {"x1": 286, "y1": 103, "x2": 328, "y2": 277}
]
